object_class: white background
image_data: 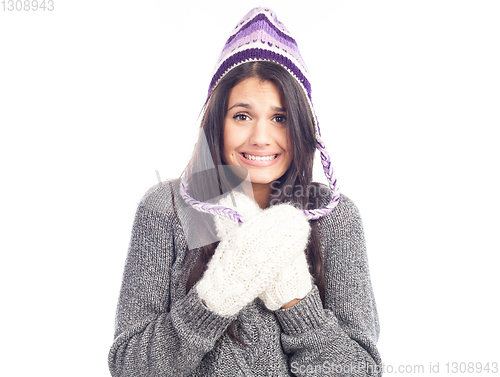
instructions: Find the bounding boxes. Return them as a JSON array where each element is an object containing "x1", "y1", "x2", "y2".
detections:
[{"x1": 1, "y1": 0, "x2": 499, "y2": 376}]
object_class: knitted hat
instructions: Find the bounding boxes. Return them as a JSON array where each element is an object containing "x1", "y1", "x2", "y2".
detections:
[
  {"x1": 208, "y1": 7, "x2": 317, "y2": 136},
  {"x1": 180, "y1": 7, "x2": 340, "y2": 223}
]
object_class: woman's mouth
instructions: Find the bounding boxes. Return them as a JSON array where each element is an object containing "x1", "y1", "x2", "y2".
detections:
[
  {"x1": 238, "y1": 152, "x2": 281, "y2": 167},
  {"x1": 242, "y1": 153, "x2": 278, "y2": 161}
]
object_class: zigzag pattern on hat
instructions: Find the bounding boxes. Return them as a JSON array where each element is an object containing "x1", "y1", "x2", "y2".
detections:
[{"x1": 210, "y1": 10, "x2": 310, "y2": 95}]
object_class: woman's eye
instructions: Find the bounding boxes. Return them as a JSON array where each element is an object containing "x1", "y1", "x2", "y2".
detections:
[
  {"x1": 233, "y1": 114, "x2": 249, "y2": 121},
  {"x1": 274, "y1": 115, "x2": 287, "y2": 124}
]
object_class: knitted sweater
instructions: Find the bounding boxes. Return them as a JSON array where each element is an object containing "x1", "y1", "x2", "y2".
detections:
[{"x1": 108, "y1": 179, "x2": 382, "y2": 376}]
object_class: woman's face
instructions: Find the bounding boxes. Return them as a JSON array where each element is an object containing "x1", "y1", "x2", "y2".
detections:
[{"x1": 222, "y1": 77, "x2": 292, "y2": 186}]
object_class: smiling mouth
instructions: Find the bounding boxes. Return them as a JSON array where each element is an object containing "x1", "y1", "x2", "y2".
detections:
[{"x1": 242, "y1": 153, "x2": 278, "y2": 161}]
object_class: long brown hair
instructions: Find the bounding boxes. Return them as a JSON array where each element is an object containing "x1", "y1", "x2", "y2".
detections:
[{"x1": 183, "y1": 61, "x2": 325, "y2": 344}]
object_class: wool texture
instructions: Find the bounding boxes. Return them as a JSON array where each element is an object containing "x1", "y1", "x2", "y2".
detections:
[
  {"x1": 213, "y1": 191, "x2": 263, "y2": 239},
  {"x1": 108, "y1": 179, "x2": 382, "y2": 376},
  {"x1": 196, "y1": 200, "x2": 311, "y2": 316},
  {"x1": 212, "y1": 191, "x2": 314, "y2": 312},
  {"x1": 259, "y1": 245, "x2": 314, "y2": 311}
]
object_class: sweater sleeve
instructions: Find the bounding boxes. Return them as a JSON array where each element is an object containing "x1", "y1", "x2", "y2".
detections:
[
  {"x1": 274, "y1": 194, "x2": 382, "y2": 377},
  {"x1": 108, "y1": 184, "x2": 236, "y2": 377}
]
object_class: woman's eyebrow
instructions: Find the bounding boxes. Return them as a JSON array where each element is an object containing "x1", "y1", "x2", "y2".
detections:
[
  {"x1": 228, "y1": 103, "x2": 251, "y2": 111},
  {"x1": 227, "y1": 103, "x2": 286, "y2": 112}
]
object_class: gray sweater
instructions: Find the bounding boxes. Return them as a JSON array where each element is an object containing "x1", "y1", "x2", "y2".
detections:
[{"x1": 108, "y1": 179, "x2": 382, "y2": 376}]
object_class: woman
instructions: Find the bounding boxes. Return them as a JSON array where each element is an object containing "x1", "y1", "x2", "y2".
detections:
[{"x1": 108, "y1": 7, "x2": 382, "y2": 376}]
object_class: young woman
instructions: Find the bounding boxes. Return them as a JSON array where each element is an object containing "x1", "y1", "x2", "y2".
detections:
[{"x1": 108, "y1": 7, "x2": 382, "y2": 376}]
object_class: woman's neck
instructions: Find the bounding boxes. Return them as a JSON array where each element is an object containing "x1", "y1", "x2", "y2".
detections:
[{"x1": 249, "y1": 182, "x2": 272, "y2": 209}]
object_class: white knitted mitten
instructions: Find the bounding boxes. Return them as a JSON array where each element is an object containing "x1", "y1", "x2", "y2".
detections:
[
  {"x1": 196, "y1": 199, "x2": 311, "y2": 317},
  {"x1": 213, "y1": 191, "x2": 263, "y2": 239},
  {"x1": 259, "y1": 249, "x2": 313, "y2": 311}
]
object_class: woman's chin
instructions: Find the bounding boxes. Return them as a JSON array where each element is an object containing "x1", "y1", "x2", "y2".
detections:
[{"x1": 247, "y1": 175, "x2": 275, "y2": 186}]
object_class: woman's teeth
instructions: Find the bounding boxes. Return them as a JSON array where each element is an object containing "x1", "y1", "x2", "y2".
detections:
[{"x1": 243, "y1": 153, "x2": 278, "y2": 161}]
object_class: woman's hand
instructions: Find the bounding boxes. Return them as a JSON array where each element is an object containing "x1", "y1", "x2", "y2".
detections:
[
  {"x1": 259, "y1": 245, "x2": 313, "y2": 311},
  {"x1": 196, "y1": 193, "x2": 311, "y2": 317},
  {"x1": 281, "y1": 298, "x2": 301, "y2": 309}
]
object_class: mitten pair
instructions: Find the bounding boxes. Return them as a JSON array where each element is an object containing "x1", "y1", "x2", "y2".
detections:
[{"x1": 196, "y1": 191, "x2": 313, "y2": 316}]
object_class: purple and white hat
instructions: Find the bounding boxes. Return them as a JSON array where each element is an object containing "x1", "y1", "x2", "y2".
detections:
[{"x1": 180, "y1": 7, "x2": 340, "y2": 223}]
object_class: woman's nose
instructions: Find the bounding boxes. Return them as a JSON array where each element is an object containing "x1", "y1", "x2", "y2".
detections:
[{"x1": 249, "y1": 119, "x2": 271, "y2": 147}]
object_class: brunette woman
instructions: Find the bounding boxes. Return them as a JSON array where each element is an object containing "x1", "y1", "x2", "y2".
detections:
[{"x1": 109, "y1": 7, "x2": 382, "y2": 376}]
